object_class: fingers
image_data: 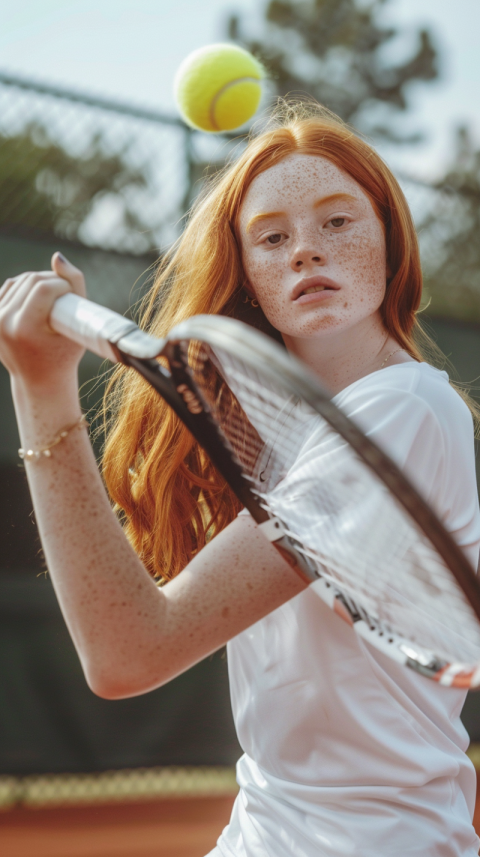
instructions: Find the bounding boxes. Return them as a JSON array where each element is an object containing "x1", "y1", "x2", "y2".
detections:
[
  {"x1": 23, "y1": 276, "x2": 77, "y2": 323},
  {"x1": 0, "y1": 273, "x2": 73, "y2": 344},
  {"x1": 0, "y1": 253, "x2": 86, "y2": 330},
  {"x1": 0, "y1": 271, "x2": 52, "y2": 309},
  {"x1": 0, "y1": 259, "x2": 87, "y2": 383},
  {"x1": 1, "y1": 254, "x2": 86, "y2": 307},
  {"x1": 1, "y1": 272, "x2": 65, "y2": 314},
  {"x1": 0, "y1": 277, "x2": 16, "y2": 303},
  {"x1": 51, "y1": 252, "x2": 86, "y2": 297}
]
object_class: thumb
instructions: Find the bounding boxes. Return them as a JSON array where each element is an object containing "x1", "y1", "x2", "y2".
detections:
[{"x1": 51, "y1": 252, "x2": 86, "y2": 297}]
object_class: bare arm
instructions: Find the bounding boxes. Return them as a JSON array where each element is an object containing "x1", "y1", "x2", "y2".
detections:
[{"x1": 2, "y1": 256, "x2": 306, "y2": 700}]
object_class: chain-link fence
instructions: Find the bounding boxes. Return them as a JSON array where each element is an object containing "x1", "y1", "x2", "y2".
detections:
[
  {"x1": 2, "y1": 68, "x2": 480, "y2": 324},
  {"x1": 1, "y1": 69, "x2": 479, "y2": 317},
  {"x1": 0, "y1": 70, "x2": 245, "y2": 256}
]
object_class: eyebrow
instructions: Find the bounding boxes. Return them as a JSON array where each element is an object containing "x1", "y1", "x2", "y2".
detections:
[
  {"x1": 245, "y1": 193, "x2": 359, "y2": 233},
  {"x1": 313, "y1": 192, "x2": 359, "y2": 209},
  {"x1": 245, "y1": 210, "x2": 286, "y2": 233}
]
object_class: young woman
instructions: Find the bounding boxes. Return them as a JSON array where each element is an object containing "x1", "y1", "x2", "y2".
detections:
[{"x1": 0, "y1": 103, "x2": 479, "y2": 856}]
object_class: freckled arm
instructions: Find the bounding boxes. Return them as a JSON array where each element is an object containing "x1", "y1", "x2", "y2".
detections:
[{"x1": 12, "y1": 380, "x2": 306, "y2": 700}]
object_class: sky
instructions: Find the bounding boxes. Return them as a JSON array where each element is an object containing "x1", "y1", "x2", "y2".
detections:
[{"x1": 0, "y1": 0, "x2": 479, "y2": 181}]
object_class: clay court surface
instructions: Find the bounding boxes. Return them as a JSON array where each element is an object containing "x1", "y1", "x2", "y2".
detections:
[
  {"x1": 0, "y1": 796, "x2": 235, "y2": 857},
  {"x1": 2, "y1": 786, "x2": 480, "y2": 857}
]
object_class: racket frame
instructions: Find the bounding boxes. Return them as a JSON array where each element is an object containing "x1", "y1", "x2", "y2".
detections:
[
  {"x1": 159, "y1": 315, "x2": 480, "y2": 688},
  {"x1": 166, "y1": 314, "x2": 480, "y2": 621}
]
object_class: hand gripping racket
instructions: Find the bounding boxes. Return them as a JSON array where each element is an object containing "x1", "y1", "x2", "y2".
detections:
[{"x1": 50, "y1": 293, "x2": 480, "y2": 689}]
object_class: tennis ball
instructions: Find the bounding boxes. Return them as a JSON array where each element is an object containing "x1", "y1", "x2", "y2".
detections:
[{"x1": 174, "y1": 43, "x2": 265, "y2": 133}]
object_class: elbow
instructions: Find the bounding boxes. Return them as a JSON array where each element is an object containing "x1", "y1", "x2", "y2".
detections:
[
  {"x1": 88, "y1": 679, "x2": 131, "y2": 701},
  {"x1": 85, "y1": 671, "x2": 148, "y2": 700},
  {"x1": 85, "y1": 672, "x2": 134, "y2": 700},
  {"x1": 83, "y1": 662, "x2": 169, "y2": 700}
]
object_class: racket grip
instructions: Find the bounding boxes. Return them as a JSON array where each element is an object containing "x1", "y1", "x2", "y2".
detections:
[
  {"x1": 50, "y1": 294, "x2": 163, "y2": 363},
  {"x1": 50, "y1": 294, "x2": 133, "y2": 362}
]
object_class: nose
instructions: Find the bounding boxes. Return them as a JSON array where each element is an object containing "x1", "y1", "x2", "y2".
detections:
[{"x1": 290, "y1": 239, "x2": 326, "y2": 273}]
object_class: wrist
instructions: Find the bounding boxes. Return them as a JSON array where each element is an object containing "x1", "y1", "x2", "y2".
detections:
[
  {"x1": 11, "y1": 375, "x2": 84, "y2": 449},
  {"x1": 11, "y1": 371, "x2": 80, "y2": 410},
  {"x1": 19, "y1": 414, "x2": 89, "y2": 462}
]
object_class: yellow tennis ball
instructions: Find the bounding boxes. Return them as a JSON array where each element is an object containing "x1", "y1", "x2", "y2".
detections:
[{"x1": 174, "y1": 43, "x2": 265, "y2": 133}]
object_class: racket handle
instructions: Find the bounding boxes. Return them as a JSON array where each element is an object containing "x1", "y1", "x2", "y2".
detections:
[{"x1": 50, "y1": 294, "x2": 163, "y2": 362}]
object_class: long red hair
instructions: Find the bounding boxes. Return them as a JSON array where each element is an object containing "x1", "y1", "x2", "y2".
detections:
[{"x1": 101, "y1": 102, "x2": 433, "y2": 580}]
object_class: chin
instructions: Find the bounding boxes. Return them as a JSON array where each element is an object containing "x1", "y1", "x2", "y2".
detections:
[{"x1": 290, "y1": 316, "x2": 341, "y2": 338}]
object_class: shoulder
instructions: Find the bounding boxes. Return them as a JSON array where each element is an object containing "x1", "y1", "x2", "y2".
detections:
[
  {"x1": 333, "y1": 363, "x2": 477, "y2": 516},
  {"x1": 334, "y1": 362, "x2": 473, "y2": 448}
]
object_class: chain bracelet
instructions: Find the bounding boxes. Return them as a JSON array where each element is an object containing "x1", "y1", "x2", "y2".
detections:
[{"x1": 18, "y1": 414, "x2": 89, "y2": 462}]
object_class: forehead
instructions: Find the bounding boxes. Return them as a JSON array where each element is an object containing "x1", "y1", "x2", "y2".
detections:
[{"x1": 239, "y1": 153, "x2": 370, "y2": 224}]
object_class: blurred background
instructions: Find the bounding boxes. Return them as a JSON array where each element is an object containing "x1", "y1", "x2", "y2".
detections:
[{"x1": 1, "y1": 1, "x2": 480, "y2": 854}]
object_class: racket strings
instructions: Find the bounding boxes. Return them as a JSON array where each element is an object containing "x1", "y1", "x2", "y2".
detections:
[
  {"x1": 186, "y1": 341, "x2": 480, "y2": 665},
  {"x1": 187, "y1": 343, "x2": 263, "y2": 472}
]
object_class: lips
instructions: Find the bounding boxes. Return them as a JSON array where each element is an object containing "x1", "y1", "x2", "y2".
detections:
[{"x1": 292, "y1": 276, "x2": 341, "y2": 301}]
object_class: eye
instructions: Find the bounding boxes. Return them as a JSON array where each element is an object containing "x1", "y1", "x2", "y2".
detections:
[
  {"x1": 328, "y1": 217, "x2": 347, "y2": 228},
  {"x1": 266, "y1": 233, "x2": 284, "y2": 245}
]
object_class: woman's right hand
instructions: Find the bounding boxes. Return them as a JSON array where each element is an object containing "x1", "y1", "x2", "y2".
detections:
[{"x1": 0, "y1": 252, "x2": 87, "y2": 394}]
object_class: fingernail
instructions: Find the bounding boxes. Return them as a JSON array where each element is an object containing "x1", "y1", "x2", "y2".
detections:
[{"x1": 56, "y1": 252, "x2": 67, "y2": 264}]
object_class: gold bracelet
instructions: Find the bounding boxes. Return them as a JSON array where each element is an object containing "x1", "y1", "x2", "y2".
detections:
[{"x1": 19, "y1": 414, "x2": 89, "y2": 462}]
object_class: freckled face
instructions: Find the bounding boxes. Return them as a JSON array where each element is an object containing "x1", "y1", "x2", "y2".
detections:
[{"x1": 238, "y1": 154, "x2": 388, "y2": 339}]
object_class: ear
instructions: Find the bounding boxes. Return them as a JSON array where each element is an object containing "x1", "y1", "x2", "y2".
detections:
[
  {"x1": 243, "y1": 279, "x2": 257, "y2": 299},
  {"x1": 227, "y1": 285, "x2": 284, "y2": 346}
]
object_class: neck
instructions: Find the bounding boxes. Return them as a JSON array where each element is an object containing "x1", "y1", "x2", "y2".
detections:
[{"x1": 282, "y1": 314, "x2": 400, "y2": 395}]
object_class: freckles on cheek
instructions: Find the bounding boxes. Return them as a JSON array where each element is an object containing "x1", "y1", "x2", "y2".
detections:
[
  {"x1": 354, "y1": 233, "x2": 386, "y2": 286},
  {"x1": 245, "y1": 257, "x2": 285, "y2": 316}
]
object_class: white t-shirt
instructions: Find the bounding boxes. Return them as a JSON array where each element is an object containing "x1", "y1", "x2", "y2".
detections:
[{"x1": 209, "y1": 362, "x2": 480, "y2": 857}]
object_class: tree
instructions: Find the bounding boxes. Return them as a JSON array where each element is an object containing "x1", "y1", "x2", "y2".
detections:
[
  {"x1": 0, "y1": 122, "x2": 154, "y2": 253},
  {"x1": 229, "y1": 0, "x2": 438, "y2": 144},
  {"x1": 420, "y1": 126, "x2": 480, "y2": 322}
]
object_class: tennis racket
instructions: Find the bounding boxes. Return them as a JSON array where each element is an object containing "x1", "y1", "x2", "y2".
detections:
[{"x1": 50, "y1": 293, "x2": 480, "y2": 689}]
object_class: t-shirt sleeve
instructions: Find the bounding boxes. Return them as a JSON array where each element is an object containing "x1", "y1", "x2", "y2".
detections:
[
  {"x1": 336, "y1": 375, "x2": 480, "y2": 569},
  {"x1": 339, "y1": 384, "x2": 445, "y2": 508},
  {"x1": 239, "y1": 366, "x2": 480, "y2": 571}
]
